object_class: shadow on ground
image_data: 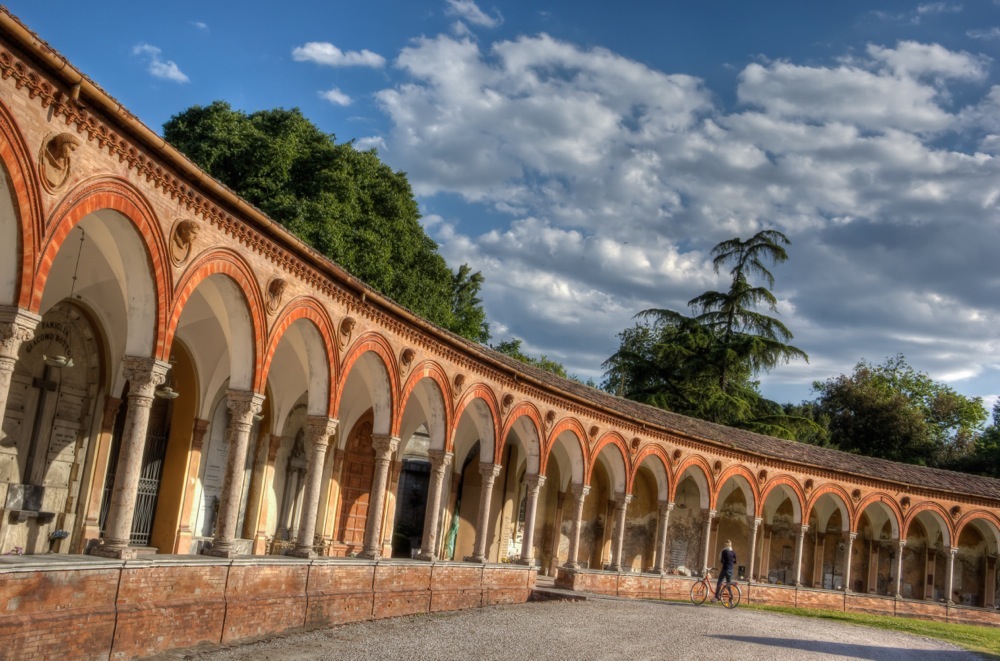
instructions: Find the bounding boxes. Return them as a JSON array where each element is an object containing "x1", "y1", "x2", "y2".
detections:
[{"x1": 711, "y1": 634, "x2": 972, "y2": 660}]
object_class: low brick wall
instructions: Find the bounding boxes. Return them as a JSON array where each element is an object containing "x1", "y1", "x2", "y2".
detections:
[
  {"x1": 0, "y1": 557, "x2": 536, "y2": 659},
  {"x1": 556, "y1": 568, "x2": 1000, "y2": 626}
]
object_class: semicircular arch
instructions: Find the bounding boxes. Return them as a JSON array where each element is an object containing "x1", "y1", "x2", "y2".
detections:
[
  {"x1": 396, "y1": 360, "x2": 453, "y2": 450},
  {"x1": 0, "y1": 98, "x2": 42, "y2": 307}
]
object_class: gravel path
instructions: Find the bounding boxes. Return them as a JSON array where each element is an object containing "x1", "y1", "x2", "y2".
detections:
[{"x1": 158, "y1": 597, "x2": 982, "y2": 661}]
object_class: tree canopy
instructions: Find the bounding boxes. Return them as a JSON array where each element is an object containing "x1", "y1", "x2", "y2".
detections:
[
  {"x1": 811, "y1": 355, "x2": 987, "y2": 467},
  {"x1": 163, "y1": 101, "x2": 490, "y2": 343},
  {"x1": 603, "y1": 230, "x2": 811, "y2": 438},
  {"x1": 492, "y1": 338, "x2": 567, "y2": 378}
]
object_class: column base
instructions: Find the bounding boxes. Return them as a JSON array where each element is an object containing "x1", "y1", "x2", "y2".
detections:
[
  {"x1": 515, "y1": 557, "x2": 535, "y2": 567},
  {"x1": 202, "y1": 545, "x2": 241, "y2": 559},
  {"x1": 647, "y1": 567, "x2": 665, "y2": 575},
  {"x1": 416, "y1": 551, "x2": 436, "y2": 561},
  {"x1": 562, "y1": 561, "x2": 580, "y2": 570},
  {"x1": 607, "y1": 564, "x2": 622, "y2": 572},
  {"x1": 89, "y1": 544, "x2": 136, "y2": 560},
  {"x1": 287, "y1": 547, "x2": 317, "y2": 559},
  {"x1": 464, "y1": 555, "x2": 486, "y2": 563},
  {"x1": 358, "y1": 550, "x2": 381, "y2": 560}
]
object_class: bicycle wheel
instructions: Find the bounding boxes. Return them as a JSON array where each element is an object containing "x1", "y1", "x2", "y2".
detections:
[
  {"x1": 690, "y1": 580, "x2": 709, "y2": 605},
  {"x1": 721, "y1": 583, "x2": 741, "y2": 609}
]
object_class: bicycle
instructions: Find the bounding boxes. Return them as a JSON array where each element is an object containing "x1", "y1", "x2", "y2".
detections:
[{"x1": 690, "y1": 568, "x2": 741, "y2": 608}]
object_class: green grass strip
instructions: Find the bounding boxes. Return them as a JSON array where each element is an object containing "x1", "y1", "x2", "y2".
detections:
[{"x1": 744, "y1": 604, "x2": 1000, "y2": 659}]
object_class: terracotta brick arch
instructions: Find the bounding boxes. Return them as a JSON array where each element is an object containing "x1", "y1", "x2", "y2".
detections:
[
  {"x1": 257, "y1": 296, "x2": 339, "y2": 413},
  {"x1": 394, "y1": 359, "x2": 453, "y2": 444},
  {"x1": 852, "y1": 492, "x2": 904, "y2": 536},
  {"x1": 759, "y1": 475, "x2": 807, "y2": 522},
  {"x1": 589, "y1": 431, "x2": 630, "y2": 490},
  {"x1": 450, "y1": 383, "x2": 501, "y2": 457},
  {"x1": 631, "y1": 445, "x2": 672, "y2": 498},
  {"x1": 166, "y1": 249, "x2": 267, "y2": 371},
  {"x1": 541, "y1": 416, "x2": 589, "y2": 478},
  {"x1": 35, "y1": 176, "x2": 171, "y2": 352},
  {"x1": 955, "y1": 510, "x2": 1000, "y2": 547},
  {"x1": 903, "y1": 501, "x2": 956, "y2": 545},
  {"x1": 804, "y1": 483, "x2": 855, "y2": 530},
  {"x1": 498, "y1": 401, "x2": 544, "y2": 467},
  {"x1": 0, "y1": 97, "x2": 41, "y2": 307},
  {"x1": 670, "y1": 455, "x2": 716, "y2": 506},
  {"x1": 335, "y1": 331, "x2": 399, "y2": 426},
  {"x1": 715, "y1": 464, "x2": 761, "y2": 511}
]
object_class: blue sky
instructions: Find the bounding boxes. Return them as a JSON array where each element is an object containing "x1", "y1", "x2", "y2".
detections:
[{"x1": 9, "y1": 1, "x2": 1000, "y2": 409}]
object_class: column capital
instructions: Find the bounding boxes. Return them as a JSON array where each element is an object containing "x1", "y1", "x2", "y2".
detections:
[
  {"x1": 525, "y1": 473, "x2": 545, "y2": 490},
  {"x1": 226, "y1": 389, "x2": 265, "y2": 423},
  {"x1": 371, "y1": 433, "x2": 399, "y2": 457},
  {"x1": 122, "y1": 355, "x2": 171, "y2": 398},
  {"x1": 479, "y1": 461, "x2": 502, "y2": 480},
  {"x1": 753, "y1": 516, "x2": 763, "y2": 528},
  {"x1": 190, "y1": 418, "x2": 211, "y2": 451},
  {"x1": 305, "y1": 415, "x2": 339, "y2": 447},
  {"x1": 799, "y1": 524, "x2": 810, "y2": 535},
  {"x1": 427, "y1": 449, "x2": 453, "y2": 471},
  {"x1": 949, "y1": 547, "x2": 959, "y2": 557},
  {"x1": 707, "y1": 509, "x2": 717, "y2": 519},
  {"x1": 898, "y1": 539, "x2": 907, "y2": 550},
  {"x1": 614, "y1": 492, "x2": 632, "y2": 508},
  {"x1": 572, "y1": 483, "x2": 590, "y2": 499},
  {"x1": 0, "y1": 306, "x2": 41, "y2": 359},
  {"x1": 848, "y1": 531, "x2": 858, "y2": 542}
]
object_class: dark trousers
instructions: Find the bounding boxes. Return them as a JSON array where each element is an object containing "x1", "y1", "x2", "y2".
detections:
[{"x1": 715, "y1": 568, "x2": 733, "y2": 598}]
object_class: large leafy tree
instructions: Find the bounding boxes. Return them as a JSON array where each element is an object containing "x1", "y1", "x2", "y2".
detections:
[
  {"x1": 163, "y1": 101, "x2": 490, "y2": 342},
  {"x1": 492, "y1": 338, "x2": 567, "y2": 378},
  {"x1": 603, "y1": 230, "x2": 810, "y2": 438},
  {"x1": 813, "y1": 355, "x2": 986, "y2": 466}
]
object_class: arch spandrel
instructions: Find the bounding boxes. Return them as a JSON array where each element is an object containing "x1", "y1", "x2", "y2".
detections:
[
  {"x1": 167, "y1": 250, "x2": 267, "y2": 391},
  {"x1": 0, "y1": 98, "x2": 41, "y2": 307},
  {"x1": 259, "y1": 296, "x2": 338, "y2": 416},
  {"x1": 450, "y1": 383, "x2": 501, "y2": 460},
  {"x1": 36, "y1": 177, "x2": 170, "y2": 355},
  {"x1": 396, "y1": 360, "x2": 452, "y2": 451},
  {"x1": 902, "y1": 502, "x2": 955, "y2": 547},
  {"x1": 498, "y1": 401, "x2": 543, "y2": 470},
  {"x1": 336, "y1": 332, "x2": 398, "y2": 436}
]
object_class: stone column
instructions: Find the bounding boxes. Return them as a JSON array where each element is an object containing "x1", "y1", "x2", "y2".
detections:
[
  {"x1": 381, "y1": 460, "x2": 404, "y2": 556},
  {"x1": 173, "y1": 418, "x2": 210, "y2": 553},
  {"x1": 252, "y1": 434, "x2": 284, "y2": 554},
  {"x1": 843, "y1": 532, "x2": 857, "y2": 592},
  {"x1": 91, "y1": 356, "x2": 170, "y2": 559},
  {"x1": 289, "y1": 416, "x2": 338, "y2": 558},
  {"x1": 793, "y1": 524, "x2": 809, "y2": 586},
  {"x1": 359, "y1": 433, "x2": 400, "y2": 559},
  {"x1": 651, "y1": 501, "x2": 673, "y2": 574},
  {"x1": 564, "y1": 484, "x2": 590, "y2": 569},
  {"x1": 80, "y1": 396, "x2": 123, "y2": 547},
  {"x1": 894, "y1": 539, "x2": 906, "y2": 598},
  {"x1": 417, "y1": 450, "x2": 452, "y2": 561},
  {"x1": 517, "y1": 473, "x2": 546, "y2": 566},
  {"x1": 466, "y1": 462, "x2": 502, "y2": 563},
  {"x1": 701, "y1": 509, "x2": 717, "y2": 575},
  {"x1": 608, "y1": 492, "x2": 632, "y2": 572},
  {"x1": 747, "y1": 517, "x2": 762, "y2": 582},
  {"x1": 945, "y1": 547, "x2": 959, "y2": 604},
  {"x1": 203, "y1": 389, "x2": 265, "y2": 558},
  {"x1": 0, "y1": 306, "x2": 40, "y2": 429}
]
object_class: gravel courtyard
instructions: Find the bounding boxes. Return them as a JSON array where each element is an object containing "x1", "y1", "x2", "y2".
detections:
[{"x1": 162, "y1": 596, "x2": 982, "y2": 661}]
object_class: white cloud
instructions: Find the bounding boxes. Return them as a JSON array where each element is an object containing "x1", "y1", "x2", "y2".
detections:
[
  {"x1": 968, "y1": 27, "x2": 1000, "y2": 40},
  {"x1": 319, "y1": 87, "x2": 352, "y2": 106},
  {"x1": 373, "y1": 31, "x2": 1000, "y2": 396},
  {"x1": 192, "y1": 21, "x2": 209, "y2": 32},
  {"x1": 445, "y1": 0, "x2": 503, "y2": 29},
  {"x1": 354, "y1": 136, "x2": 386, "y2": 152},
  {"x1": 131, "y1": 44, "x2": 189, "y2": 83},
  {"x1": 292, "y1": 42, "x2": 385, "y2": 68}
]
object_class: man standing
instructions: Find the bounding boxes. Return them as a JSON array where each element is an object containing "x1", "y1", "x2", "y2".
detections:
[{"x1": 713, "y1": 539, "x2": 737, "y2": 602}]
